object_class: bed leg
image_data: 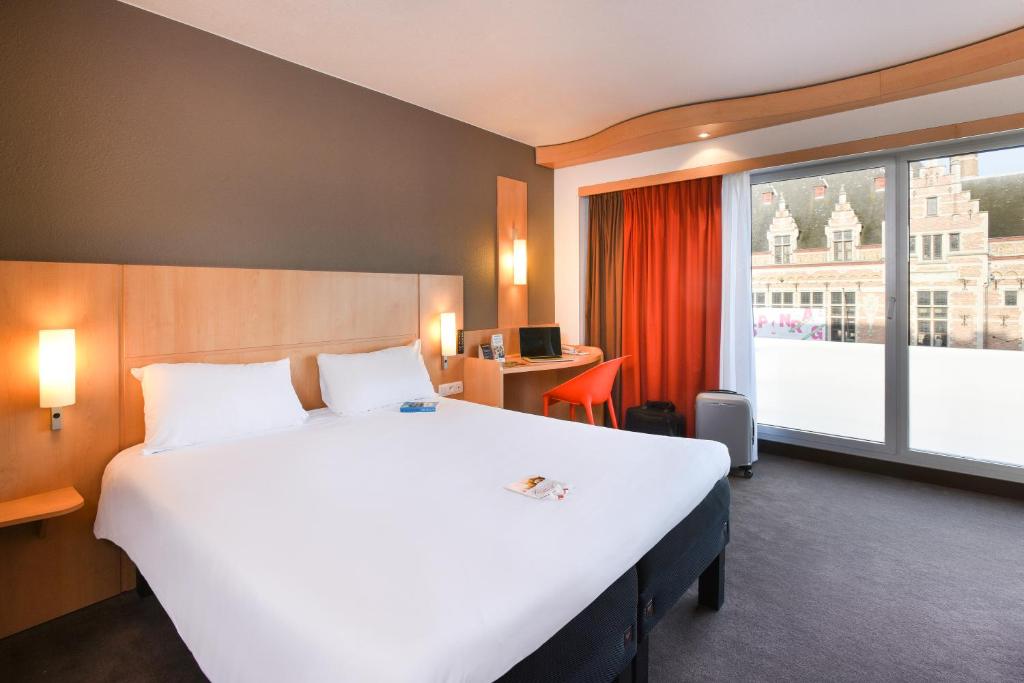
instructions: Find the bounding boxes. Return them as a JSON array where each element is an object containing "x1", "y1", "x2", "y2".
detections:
[
  {"x1": 697, "y1": 550, "x2": 725, "y2": 611},
  {"x1": 136, "y1": 570, "x2": 153, "y2": 598}
]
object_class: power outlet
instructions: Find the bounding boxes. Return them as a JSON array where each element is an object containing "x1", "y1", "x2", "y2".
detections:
[{"x1": 438, "y1": 381, "x2": 464, "y2": 397}]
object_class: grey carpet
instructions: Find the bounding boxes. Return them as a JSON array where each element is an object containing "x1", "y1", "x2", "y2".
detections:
[{"x1": 2, "y1": 454, "x2": 1022, "y2": 682}]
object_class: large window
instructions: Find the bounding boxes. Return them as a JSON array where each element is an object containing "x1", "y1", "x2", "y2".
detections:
[
  {"x1": 907, "y1": 147, "x2": 1024, "y2": 468},
  {"x1": 752, "y1": 137, "x2": 1024, "y2": 477},
  {"x1": 751, "y1": 165, "x2": 886, "y2": 443}
]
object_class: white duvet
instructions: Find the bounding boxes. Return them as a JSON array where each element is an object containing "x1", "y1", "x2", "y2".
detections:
[{"x1": 95, "y1": 398, "x2": 729, "y2": 683}]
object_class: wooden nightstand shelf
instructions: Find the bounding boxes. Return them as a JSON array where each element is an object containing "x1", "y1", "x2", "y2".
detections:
[{"x1": 0, "y1": 487, "x2": 84, "y2": 538}]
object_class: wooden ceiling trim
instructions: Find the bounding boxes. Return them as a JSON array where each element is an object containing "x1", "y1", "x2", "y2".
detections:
[
  {"x1": 538, "y1": 27, "x2": 1024, "y2": 169},
  {"x1": 576, "y1": 111, "x2": 1024, "y2": 197}
]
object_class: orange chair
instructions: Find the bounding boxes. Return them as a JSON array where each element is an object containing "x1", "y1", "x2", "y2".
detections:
[{"x1": 542, "y1": 356, "x2": 628, "y2": 428}]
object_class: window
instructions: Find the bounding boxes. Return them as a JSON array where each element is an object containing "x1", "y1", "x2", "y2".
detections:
[
  {"x1": 814, "y1": 184, "x2": 826, "y2": 199},
  {"x1": 921, "y1": 234, "x2": 943, "y2": 261},
  {"x1": 874, "y1": 176, "x2": 886, "y2": 192},
  {"x1": 832, "y1": 229, "x2": 853, "y2": 262},
  {"x1": 1007, "y1": 290, "x2": 1019, "y2": 307},
  {"x1": 800, "y1": 291, "x2": 824, "y2": 308},
  {"x1": 915, "y1": 291, "x2": 948, "y2": 347},
  {"x1": 753, "y1": 292, "x2": 766, "y2": 307},
  {"x1": 949, "y1": 232, "x2": 960, "y2": 252},
  {"x1": 761, "y1": 191, "x2": 774, "y2": 205},
  {"x1": 909, "y1": 235, "x2": 916, "y2": 256},
  {"x1": 926, "y1": 196, "x2": 938, "y2": 216},
  {"x1": 829, "y1": 291, "x2": 856, "y2": 342},
  {"x1": 771, "y1": 291, "x2": 794, "y2": 307},
  {"x1": 773, "y1": 235, "x2": 792, "y2": 264}
]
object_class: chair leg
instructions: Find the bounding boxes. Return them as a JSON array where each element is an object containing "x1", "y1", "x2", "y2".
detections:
[
  {"x1": 607, "y1": 397, "x2": 619, "y2": 429},
  {"x1": 584, "y1": 402, "x2": 595, "y2": 426},
  {"x1": 543, "y1": 396, "x2": 550, "y2": 417},
  {"x1": 569, "y1": 405, "x2": 576, "y2": 422}
]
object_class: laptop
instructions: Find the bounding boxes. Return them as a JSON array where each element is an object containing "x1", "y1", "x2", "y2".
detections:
[{"x1": 519, "y1": 326, "x2": 570, "y2": 363}]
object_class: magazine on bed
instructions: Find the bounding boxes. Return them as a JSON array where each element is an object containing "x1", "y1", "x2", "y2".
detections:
[
  {"x1": 505, "y1": 475, "x2": 570, "y2": 501},
  {"x1": 400, "y1": 401, "x2": 439, "y2": 413}
]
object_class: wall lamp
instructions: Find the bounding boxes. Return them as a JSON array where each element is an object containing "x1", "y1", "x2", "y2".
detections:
[
  {"x1": 440, "y1": 312, "x2": 457, "y2": 370},
  {"x1": 513, "y1": 237, "x2": 527, "y2": 286},
  {"x1": 39, "y1": 329, "x2": 76, "y2": 431}
]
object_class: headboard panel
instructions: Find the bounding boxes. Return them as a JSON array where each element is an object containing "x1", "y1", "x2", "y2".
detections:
[{"x1": 119, "y1": 265, "x2": 457, "y2": 449}]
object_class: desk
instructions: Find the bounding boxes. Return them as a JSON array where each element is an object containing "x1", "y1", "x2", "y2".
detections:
[{"x1": 464, "y1": 346, "x2": 604, "y2": 418}]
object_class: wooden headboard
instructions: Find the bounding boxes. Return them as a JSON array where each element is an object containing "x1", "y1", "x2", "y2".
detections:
[{"x1": 120, "y1": 265, "x2": 463, "y2": 448}]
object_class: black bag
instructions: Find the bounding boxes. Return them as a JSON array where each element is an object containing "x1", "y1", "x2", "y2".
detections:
[{"x1": 624, "y1": 401, "x2": 686, "y2": 437}]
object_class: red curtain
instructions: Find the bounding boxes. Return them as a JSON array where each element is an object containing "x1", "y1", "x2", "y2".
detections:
[{"x1": 621, "y1": 177, "x2": 722, "y2": 436}]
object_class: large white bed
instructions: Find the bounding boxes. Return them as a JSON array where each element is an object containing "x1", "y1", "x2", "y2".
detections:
[{"x1": 95, "y1": 397, "x2": 729, "y2": 683}]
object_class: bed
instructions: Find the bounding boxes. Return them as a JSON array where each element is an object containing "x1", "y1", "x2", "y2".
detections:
[{"x1": 95, "y1": 397, "x2": 730, "y2": 682}]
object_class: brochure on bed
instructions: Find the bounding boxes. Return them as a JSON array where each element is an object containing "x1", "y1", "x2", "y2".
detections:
[{"x1": 94, "y1": 398, "x2": 729, "y2": 683}]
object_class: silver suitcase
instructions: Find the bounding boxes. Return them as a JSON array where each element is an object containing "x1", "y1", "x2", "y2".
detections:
[{"x1": 696, "y1": 390, "x2": 756, "y2": 478}]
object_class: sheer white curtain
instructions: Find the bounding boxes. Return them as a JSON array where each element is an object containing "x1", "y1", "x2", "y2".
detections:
[{"x1": 720, "y1": 171, "x2": 758, "y2": 459}]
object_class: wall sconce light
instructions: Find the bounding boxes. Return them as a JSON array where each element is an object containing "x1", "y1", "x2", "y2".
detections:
[
  {"x1": 513, "y1": 237, "x2": 527, "y2": 286},
  {"x1": 440, "y1": 312, "x2": 457, "y2": 370},
  {"x1": 39, "y1": 329, "x2": 76, "y2": 431}
]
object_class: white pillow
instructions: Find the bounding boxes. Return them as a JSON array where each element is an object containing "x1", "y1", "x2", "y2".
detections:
[
  {"x1": 131, "y1": 359, "x2": 307, "y2": 454},
  {"x1": 318, "y1": 340, "x2": 436, "y2": 415}
]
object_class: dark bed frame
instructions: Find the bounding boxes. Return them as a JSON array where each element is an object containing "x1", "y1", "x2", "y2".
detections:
[
  {"x1": 496, "y1": 477, "x2": 731, "y2": 683},
  {"x1": 137, "y1": 477, "x2": 730, "y2": 683}
]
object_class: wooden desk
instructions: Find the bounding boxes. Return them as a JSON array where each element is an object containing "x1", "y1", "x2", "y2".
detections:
[
  {"x1": 464, "y1": 346, "x2": 604, "y2": 418},
  {"x1": 0, "y1": 487, "x2": 84, "y2": 538}
]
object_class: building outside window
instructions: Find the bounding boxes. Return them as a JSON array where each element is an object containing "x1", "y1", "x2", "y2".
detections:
[
  {"x1": 753, "y1": 292, "x2": 766, "y2": 307},
  {"x1": 926, "y1": 196, "x2": 939, "y2": 216},
  {"x1": 916, "y1": 291, "x2": 948, "y2": 347},
  {"x1": 922, "y1": 234, "x2": 943, "y2": 261},
  {"x1": 830, "y1": 291, "x2": 856, "y2": 342},
  {"x1": 1007, "y1": 290, "x2": 1019, "y2": 306},
  {"x1": 909, "y1": 235, "x2": 916, "y2": 256},
  {"x1": 950, "y1": 232, "x2": 961, "y2": 251}
]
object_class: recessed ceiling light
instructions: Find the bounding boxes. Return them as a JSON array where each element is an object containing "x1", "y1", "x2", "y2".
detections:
[{"x1": 698, "y1": 132, "x2": 711, "y2": 139}]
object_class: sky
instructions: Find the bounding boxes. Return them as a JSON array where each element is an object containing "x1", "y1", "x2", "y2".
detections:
[{"x1": 977, "y1": 146, "x2": 1024, "y2": 177}]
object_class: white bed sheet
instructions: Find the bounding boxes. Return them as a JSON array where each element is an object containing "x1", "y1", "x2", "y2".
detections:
[{"x1": 95, "y1": 398, "x2": 729, "y2": 683}]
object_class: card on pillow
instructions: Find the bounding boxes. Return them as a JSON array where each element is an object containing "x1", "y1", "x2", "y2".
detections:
[
  {"x1": 131, "y1": 359, "x2": 307, "y2": 454},
  {"x1": 318, "y1": 340, "x2": 436, "y2": 415}
]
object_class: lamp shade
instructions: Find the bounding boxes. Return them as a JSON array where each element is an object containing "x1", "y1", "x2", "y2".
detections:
[
  {"x1": 440, "y1": 312, "x2": 457, "y2": 358},
  {"x1": 513, "y1": 238, "x2": 527, "y2": 285},
  {"x1": 39, "y1": 329, "x2": 75, "y2": 408}
]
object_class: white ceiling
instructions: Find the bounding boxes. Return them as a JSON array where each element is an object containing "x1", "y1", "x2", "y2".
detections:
[{"x1": 122, "y1": 1, "x2": 1024, "y2": 147}]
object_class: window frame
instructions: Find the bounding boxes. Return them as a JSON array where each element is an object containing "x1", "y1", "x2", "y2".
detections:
[{"x1": 749, "y1": 128, "x2": 1024, "y2": 485}]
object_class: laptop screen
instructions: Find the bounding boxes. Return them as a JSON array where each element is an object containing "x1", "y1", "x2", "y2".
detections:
[{"x1": 519, "y1": 326, "x2": 561, "y2": 358}]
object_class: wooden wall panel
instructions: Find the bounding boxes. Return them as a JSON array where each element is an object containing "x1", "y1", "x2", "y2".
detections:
[
  {"x1": 497, "y1": 176, "x2": 529, "y2": 328},
  {"x1": 418, "y1": 274, "x2": 464, "y2": 393},
  {"x1": 0, "y1": 262, "x2": 123, "y2": 638},
  {"x1": 123, "y1": 266, "x2": 419, "y2": 357}
]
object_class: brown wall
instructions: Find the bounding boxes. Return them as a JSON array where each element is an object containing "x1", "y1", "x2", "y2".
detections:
[{"x1": 0, "y1": 0, "x2": 554, "y2": 330}]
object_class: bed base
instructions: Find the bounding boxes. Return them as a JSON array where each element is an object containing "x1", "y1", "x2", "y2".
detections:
[
  {"x1": 501, "y1": 477, "x2": 731, "y2": 683},
  {"x1": 135, "y1": 478, "x2": 730, "y2": 683}
]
